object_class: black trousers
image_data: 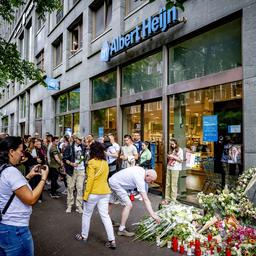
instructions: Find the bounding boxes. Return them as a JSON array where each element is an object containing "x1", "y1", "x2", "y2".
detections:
[{"x1": 49, "y1": 167, "x2": 59, "y2": 195}]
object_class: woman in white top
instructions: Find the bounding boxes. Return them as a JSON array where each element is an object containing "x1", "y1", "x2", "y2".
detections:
[
  {"x1": 165, "y1": 138, "x2": 183, "y2": 201},
  {"x1": 0, "y1": 136, "x2": 49, "y2": 256}
]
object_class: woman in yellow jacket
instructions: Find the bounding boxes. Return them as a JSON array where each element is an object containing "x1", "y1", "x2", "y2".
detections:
[{"x1": 75, "y1": 141, "x2": 116, "y2": 249}]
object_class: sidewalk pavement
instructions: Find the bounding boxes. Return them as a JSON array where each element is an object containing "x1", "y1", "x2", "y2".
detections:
[{"x1": 30, "y1": 190, "x2": 179, "y2": 256}]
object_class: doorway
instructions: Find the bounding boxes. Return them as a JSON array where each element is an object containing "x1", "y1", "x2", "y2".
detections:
[{"x1": 122, "y1": 100, "x2": 164, "y2": 190}]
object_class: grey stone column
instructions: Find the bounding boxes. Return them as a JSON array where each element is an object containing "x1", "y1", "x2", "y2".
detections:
[{"x1": 242, "y1": 2, "x2": 256, "y2": 169}]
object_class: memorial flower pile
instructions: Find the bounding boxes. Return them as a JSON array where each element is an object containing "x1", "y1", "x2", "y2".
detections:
[{"x1": 135, "y1": 167, "x2": 256, "y2": 255}]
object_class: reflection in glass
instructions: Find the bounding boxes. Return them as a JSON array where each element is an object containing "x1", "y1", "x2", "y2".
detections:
[
  {"x1": 168, "y1": 81, "x2": 243, "y2": 204},
  {"x1": 122, "y1": 52, "x2": 163, "y2": 96},
  {"x1": 92, "y1": 71, "x2": 116, "y2": 103},
  {"x1": 169, "y1": 19, "x2": 241, "y2": 84},
  {"x1": 91, "y1": 107, "x2": 117, "y2": 137},
  {"x1": 123, "y1": 105, "x2": 141, "y2": 136},
  {"x1": 69, "y1": 89, "x2": 80, "y2": 110}
]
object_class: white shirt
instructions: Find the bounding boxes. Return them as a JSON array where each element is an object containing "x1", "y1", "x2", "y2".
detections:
[
  {"x1": 74, "y1": 144, "x2": 85, "y2": 171},
  {"x1": 107, "y1": 142, "x2": 120, "y2": 164},
  {"x1": 109, "y1": 166, "x2": 146, "y2": 193},
  {"x1": 0, "y1": 166, "x2": 32, "y2": 226},
  {"x1": 169, "y1": 147, "x2": 183, "y2": 171}
]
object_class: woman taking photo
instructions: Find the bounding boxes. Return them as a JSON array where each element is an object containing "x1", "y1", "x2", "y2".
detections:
[
  {"x1": 165, "y1": 138, "x2": 183, "y2": 201},
  {"x1": 0, "y1": 136, "x2": 49, "y2": 256},
  {"x1": 75, "y1": 141, "x2": 116, "y2": 249}
]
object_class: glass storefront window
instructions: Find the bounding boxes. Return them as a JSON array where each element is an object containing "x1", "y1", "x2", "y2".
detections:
[
  {"x1": 122, "y1": 101, "x2": 164, "y2": 186},
  {"x1": 55, "y1": 113, "x2": 80, "y2": 136},
  {"x1": 168, "y1": 81, "x2": 243, "y2": 203},
  {"x1": 91, "y1": 107, "x2": 117, "y2": 137},
  {"x1": 56, "y1": 88, "x2": 80, "y2": 114},
  {"x1": 92, "y1": 71, "x2": 117, "y2": 103},
  {"x1": 123, "y1": 105, "x2": 141, "y2": 135},
  {"x1": 169, "y1": 19, "x2": 241, "y2": 84},
  {"x1": 122, "y1": 52, "x2": 163, "y2": 96},
  {"x1": 69, "y1": 89, "x2": 80, "y2": 110},
  {"x1": 55, "y1": 88, "x2": 80, "y2": 136}
]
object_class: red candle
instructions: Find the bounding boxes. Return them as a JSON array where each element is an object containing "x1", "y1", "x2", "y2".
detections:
[
  {"x1": 195, "y1": 248, "x2": 201, "y2": 256},
  {"x1": 217, "y1": 247, "x2": 222, "y2": 253},
  {"x1": 195, "y1": 239, "x2": 200, "y2": 249},
  {"x1": 172, "y1": 237, "x2": 178, "y2": 252},
  {"x1": 226, "y1": 248, "x2": 231, "y2": 256},
  {"x1": 208, "y1": 234, "x2": 212, "y2": 242},
  {"x1": 190, "y1": 241, "x2": 194, "y2": 247},
  {"x1": 179, "y1": 245, "x2": 184, "y2": 254},
  {"x1": 227, "y1": 237, "x2": 232, "y2": 244}
]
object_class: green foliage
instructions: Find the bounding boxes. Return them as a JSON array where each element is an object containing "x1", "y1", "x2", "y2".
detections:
[
  {"x1": 149, "y1": 0, "x2": 186, "y2": 11},
  {"x1": 0, "y1": 0, "x2": 60, "y2": 88}
]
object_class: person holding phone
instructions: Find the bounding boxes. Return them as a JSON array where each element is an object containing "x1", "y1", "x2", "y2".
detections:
[{"x1": 0, "y1": 136, "x2": 49, "y2": 256}]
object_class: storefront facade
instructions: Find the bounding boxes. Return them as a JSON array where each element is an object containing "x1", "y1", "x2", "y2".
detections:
[
  {"x1": 1, "y1": 0, "x2": 256, "y2": 203},
  {"x1": 89, "y1": 0, "x2": 256, "y2": 202}
]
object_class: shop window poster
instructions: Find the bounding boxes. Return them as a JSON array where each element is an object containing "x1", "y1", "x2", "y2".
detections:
[{"x1": 221, "y1": 144, "x2": 241, "y2": 164}]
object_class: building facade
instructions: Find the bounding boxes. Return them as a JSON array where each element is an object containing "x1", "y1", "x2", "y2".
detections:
[{"x1": 1, "y1": 0, "x2": 256, "y2": 201}]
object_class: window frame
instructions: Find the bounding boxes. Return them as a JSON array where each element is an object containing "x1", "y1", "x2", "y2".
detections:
[
  {"x1": 68, "y1": 16, "x2": 83, "y2": 55},
  {"x1": 36, "y1": 49, "x2": 45, "y2": 71},
  {"x1": 52, "y1": 35, "x2": 63, "y2": 68},
  {"x1": 91, "y1": 0, "x2": 112, "y2": 38}
]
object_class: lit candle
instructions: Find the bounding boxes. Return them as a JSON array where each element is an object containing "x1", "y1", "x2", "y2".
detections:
[
  {"x1": 167, "y1": 240, "x2": 171, "y2": 249},
  {"x1": 208, "y1": 234, "x2": 212, "y2": 242},
  {"x1": 226, "y1": 248, "x2": 232, "y2": 256},
  {"x1": 180, "y1": 245, "x2": 185, "y2": 254},
  {"x1": 156, "y1": 236, "x2": 160, "y2": 247}
]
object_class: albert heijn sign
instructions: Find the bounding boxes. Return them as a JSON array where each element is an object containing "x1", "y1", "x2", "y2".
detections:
[{"x1": 100, "y1": 7, "x2": 180, "y2": 62}]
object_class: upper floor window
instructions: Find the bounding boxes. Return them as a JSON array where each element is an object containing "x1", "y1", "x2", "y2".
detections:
[
  {"x1": 20, "y1": 94, "x2": 26, "y2": 119},
  {"x1": 56, "y1": 0, "x2": 64, "y2": 24},
  {"x1": 1, "y1": 116, "x2": 8, "y2": 133},
  {"x1": 36, "y1": 50, "x2": 45, "y2": 71},
  {"x1": 35, "y1": 101, "x2": 43, "y2": 119},
  {"x1": 126, "y1": 0, "x2": 147, "y2": 14},
  {"x1": 68, "y1": 16, "x2": 83, "y2": 55},
  {"x1": 52, "y1": 35, "x2": 63, "y2": 67},
  {"x1": 91, "y1": 0, "x2": 112, "y2": 38},
  {"x1": 18, "y1": 32, "x2": 24, "y2": 58},
  {"x1": 25, "y1": 20, "x2": 33, "y2": 61},
  {"x1": 73, "y1": 0, "x2": 79, "y2": 5},
  {"x1": 37, "y1": 15, "x2": 45, "y2": 32}
]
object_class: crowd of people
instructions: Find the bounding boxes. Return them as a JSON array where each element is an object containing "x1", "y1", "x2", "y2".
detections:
[{"x1": 0, "y1": 131, "x2": 160, "y2": 255}]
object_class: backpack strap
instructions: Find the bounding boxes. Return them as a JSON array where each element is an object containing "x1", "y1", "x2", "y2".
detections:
[{"x1": 0, "y1": 164, "x2": 15, "y2": 217}]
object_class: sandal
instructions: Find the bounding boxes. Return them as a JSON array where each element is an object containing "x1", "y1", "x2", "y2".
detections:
[
  {"x1": 105, "y1": 240, "x2": 116, "y2": 249},
  {"x1": 75, "y1": 233, "x2": 86, "y2": 242}
]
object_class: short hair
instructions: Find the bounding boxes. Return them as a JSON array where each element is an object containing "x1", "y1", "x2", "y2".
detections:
[
  {"x1": 52, "y1": 136, "x2": 59, "y2": 142},
  {"x1": 124, "y1": 134, "x2": 132, "y2": 140}
]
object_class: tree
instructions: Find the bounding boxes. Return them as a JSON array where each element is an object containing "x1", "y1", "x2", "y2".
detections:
[
  {"x1": 0, "y1": 0, "x2": 61, "y2": 87},
  {"x1": 149, "y1": 0, "x2": 186, "y2": 11}
]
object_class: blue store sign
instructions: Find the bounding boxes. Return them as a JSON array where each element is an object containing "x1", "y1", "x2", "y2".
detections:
[
  {"x1": 45, "y1": 77, "x2": 60, "y2": 91},
  {"x1": 203, "y1": 115, "x2": 218, "y2": 142},
  {"x1": 100, "y1": 7, "x2": 180, "y2": 62}
]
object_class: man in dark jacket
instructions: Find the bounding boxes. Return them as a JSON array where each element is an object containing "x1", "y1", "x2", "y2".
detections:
[{"x1": 62, "y1": 133, "x2": 86, "y2": 213}]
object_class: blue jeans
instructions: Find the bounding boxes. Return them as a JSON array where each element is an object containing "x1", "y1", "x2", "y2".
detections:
[{"x1": 0, "y1": 223, "x2": 34, "y2": 256}]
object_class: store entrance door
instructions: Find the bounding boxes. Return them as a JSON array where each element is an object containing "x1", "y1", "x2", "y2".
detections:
[{"x1": 123, "y1": 100, "x2": 163, "y2": 192}]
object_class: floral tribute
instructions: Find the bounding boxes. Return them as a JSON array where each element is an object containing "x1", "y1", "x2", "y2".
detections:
[{"x1": 135, "y1": 168, "x2": 256, "y2": 255}]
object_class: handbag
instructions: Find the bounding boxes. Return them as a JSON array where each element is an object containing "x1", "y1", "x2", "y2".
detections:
[{"x1": 0, "y1": 164, "x2": 15, "y2": 222}]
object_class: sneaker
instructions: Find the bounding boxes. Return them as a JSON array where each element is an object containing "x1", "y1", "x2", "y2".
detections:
[
  {"x1": 38, "y1": 200, "x2": 42, "y2": 204},
  {"x1": 105, "y1": 240, "x2": 116, "y2": 249},
  {"x1": 117, "y1": 229, "x2": 135, "y2": 237},
  {"x1": 61, "y1": 189, "x2": 68, "y2": 195},
  {"x1": 50, "y1": 193, "x2": 60, "y2": 199},
  {"x1": 76, "y1": 207, "x2": 83, "y2": 214},
  {"x1": 66, "y1": 207, "x2": 72, "y2": 213}
]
